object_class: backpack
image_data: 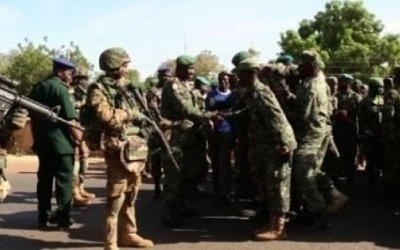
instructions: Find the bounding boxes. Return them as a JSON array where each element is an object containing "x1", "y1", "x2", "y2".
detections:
[{"x1": 80, "y1": 82, "x2": 114, "y2": 151}]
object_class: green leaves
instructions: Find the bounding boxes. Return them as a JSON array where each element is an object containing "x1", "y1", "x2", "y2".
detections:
[{"x1": 279, "y1": 0, "x2": 400, "y2": 81}]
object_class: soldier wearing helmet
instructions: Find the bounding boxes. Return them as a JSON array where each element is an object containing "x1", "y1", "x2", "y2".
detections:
[{"x1": 86, "y1": 47, "x2": 153, "y2": 249}]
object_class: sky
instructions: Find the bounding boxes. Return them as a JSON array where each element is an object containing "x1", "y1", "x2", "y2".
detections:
[{"x1": 0, "y1": 0, "x2": 399, "y2": 80}]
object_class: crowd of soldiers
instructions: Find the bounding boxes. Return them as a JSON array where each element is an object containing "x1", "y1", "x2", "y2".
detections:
[{"x1": 1, "y1": 46, "x2": 400, "y2": 250}]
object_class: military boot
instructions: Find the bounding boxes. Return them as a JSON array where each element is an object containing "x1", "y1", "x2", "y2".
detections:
[
  {"x1": 119, "y1": 233, "x2": 154, "y2": 248},
  {"x1": 79, "y1": 183, "x2": 96, "y2": 199},
  {"x1": 72, "y1": 187, "x2": 90, "y2": 208},
  {"x1": 254, "y1": 216, "x2": 287, "y2": 241},
  {"x1": 326, "y1": 187, "x2": 348, "y2": 214}
]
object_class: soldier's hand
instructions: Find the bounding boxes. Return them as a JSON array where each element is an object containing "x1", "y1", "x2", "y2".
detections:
[
  {"x1": 78, "y1": 141, "x2": 90, "y2": 158},
  {"x1": 203, "y1": 111, "x2": 218, "y2": 119},
  {"x1": 10, "y1": 108, "x2": 29, "y2": 130}
]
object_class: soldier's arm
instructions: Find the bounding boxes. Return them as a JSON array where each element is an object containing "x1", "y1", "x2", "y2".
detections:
[
  {"x1": 87, "y1": 86, "x2": 143, "y2": 128},
  {"x1": 165, "y1": 83, "x2": 212, "y2": 122}
]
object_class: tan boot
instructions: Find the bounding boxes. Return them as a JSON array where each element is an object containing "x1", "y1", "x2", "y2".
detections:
[
  {"x1": 119, "y1": 233, "x2": 154, "y2": 248},
  {"x1": 72, "y1": 187, "x2": 90, "y2": 208},
  {"x1": 104, "y1": 244, "x2": 119, "y2": 250},
  {"x1": 326, "y1": 188, "x2": 348, "y2": 214},
  {"x1": 79, "y1": 183, "x2": 96, "y2": 199},
  {"x1": 254, "y1": 216, "x2": 287, "y2": 241}
]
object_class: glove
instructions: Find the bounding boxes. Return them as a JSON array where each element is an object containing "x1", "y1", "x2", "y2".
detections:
[{"x1": 9, "y1": 108, "x2": 28, "y2": 130}]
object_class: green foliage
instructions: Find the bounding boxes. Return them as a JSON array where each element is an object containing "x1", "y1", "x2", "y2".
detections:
[
  {"x1": 279, "y1": 0, "x2": 400, "y2": 80},
  {"x1": 126, "y1": 69, "x2": 140, "y2": 84},
  {"x1": 1, "y1": 38, "x2": 93, "y2": 95}
]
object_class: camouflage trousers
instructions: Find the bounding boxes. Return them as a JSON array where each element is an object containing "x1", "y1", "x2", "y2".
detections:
[
  {"x1": 73, "y1": 149, "x2": 89, "y2": 188},
  {"x1": 292, "y1": 133, "x2": 330, "y2": 213},
  {"x1": 252, "y1": 152, "x2": 292, "y2": 215},
  {"x1": 103, "y1": 150, "x2": 142, "y2": 248}
]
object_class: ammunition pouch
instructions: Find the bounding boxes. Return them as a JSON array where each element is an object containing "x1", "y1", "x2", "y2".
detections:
[{"x1": 120, "y1": 135, "x2": 148, "y2": 173}]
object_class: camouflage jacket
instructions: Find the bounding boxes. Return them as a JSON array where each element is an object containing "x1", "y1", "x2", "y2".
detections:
[
  {"x1": 334, "y1": 90, "x2": 362, "y2": 127},
  {"x1": 86, "y1": 75, "x2": 145, "y2": 149},
  {"x1": 358, "y1": 94, "x2": 384, "y2": 137},
  {"x1": 225, "y1": 81, "x2": 297, "y2": 155},
  {"x1": 160, "y1": 77, "x2": 207, "y2": 124},
  {"x1": 291, "y1": 71, "x2": 332, "y2": 143}
]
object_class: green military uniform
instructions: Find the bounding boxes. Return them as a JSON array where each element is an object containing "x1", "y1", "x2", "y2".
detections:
[
  {"x1": 291, "y1": 54, "x2": 332, "y2": 216},
  {"x1": 160, "y1": 55, "x2": 214, "y2": 225},
  {"x1": 333, "y1": 74, "x2": 362, "y2": 185},
  {"x1": 29, "y1": 75, "x2": 77, "y2": 227},
  {"x1": 359, "y1": 78, "x2": 385, "y2": 190}
]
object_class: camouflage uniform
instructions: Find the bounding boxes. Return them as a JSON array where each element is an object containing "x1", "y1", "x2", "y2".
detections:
[
  {"x1": 160, "y1": 55, "x2": 215, "y2": 225},
  {"x1": 86, "y1": 48, "x2": 153, "y2": 250},
  {"x1": 291, "y1": 69, "x2": 331, "y2": 214},
  {"x1": 333, "y1": 76, "x2": 362, "y2": 185},
  {"x1": 358, "y1": 78, "x2": 385, "y2": 190}
]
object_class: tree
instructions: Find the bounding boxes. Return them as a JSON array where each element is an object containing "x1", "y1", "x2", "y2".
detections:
[
  {"x1": 1, "y1": 38, "x2": 93, "y2": 95},
  {"x1": 194, "y1": 50, "x2": 225, "y2": 79},
  {"x1": 278, "y1": 0, "x2": 400, "y2": 79}
]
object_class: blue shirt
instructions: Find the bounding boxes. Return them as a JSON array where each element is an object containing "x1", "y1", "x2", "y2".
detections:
[{"x1": 206, "y1": 89, "x2": 232, "y2": 133}]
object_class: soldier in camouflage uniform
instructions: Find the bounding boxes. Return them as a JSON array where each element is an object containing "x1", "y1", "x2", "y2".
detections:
[
  {"x1": 382, "y1": 67, "x2": 400, "y2": 205},
  {"x1": 222, "y1": 58, "x2": 297, "y2": 241},
  {"x1": 86, "y1": 47, "x2": 153, "y2": 249},
  {"x1": 0, "y1": 108, "x2": 29, "y2": 201},
  {"x1": 333, "y1": 74, "x2": 362, "y2": 187},
  {"x1": 358, "y1": 78, "x2": 385, "y2": 192},
  {"x1": 160, "y1": 55, "x2": 217, "y2": 227},
  {"x1": 228, "y1": 51, "x2": 254, "y2": 200},
  {"x1": 69, "y1": 69, "x2": 94, "y2": 207},
  {"x1": 291, "y1": 51, "x2": 347, "y2": 229},
  {"x1": 146, "y1": 67, "x2": 172, "y2": 198}
]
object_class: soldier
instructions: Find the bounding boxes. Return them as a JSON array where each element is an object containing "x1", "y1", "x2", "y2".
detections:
[
  {"x1": 222, "y1": 58, "x2": 297, "y2": 240},
  {"x1": 86, "y1": 48, "x2": 153, "y2": 249},
  {"x1": 69, "y1": 69, "x2": 94, "y2": 208},
  {"x1": 358, "y1": 77, "x2": 385, "y2": 192},
  {"x1": 384, "y1": 77, "x2": 394, "y2": 94},
  {"x1": 160, "y1": 55, "x2": 217, "y2": 227},
  {"x1": 192, "y1": 76, "x2": 211, "y2": 110},
  {"x1": 382, "y1": 67, "x2": 400, "y2": 205},
  {"x1": 290, "y1": 50, "x2": 347, "y2": 229},
  {"x1": 333, "y1": 74, "x2": 362, "y2": 187},
  {"x1": 0, "y1": 108, "x2": 29, "y2": 201},
  {"x1": 228, "y1": 51, "x2": 254, "y2": 200},
  {"x1": 146, "y1": 67, "x2": 172, "y2": 198},
  {"x1": 29, "y1": 57, "x2": 88, "y2": 230}
]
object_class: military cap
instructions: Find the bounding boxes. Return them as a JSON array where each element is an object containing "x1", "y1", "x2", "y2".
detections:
[
  {"x1": 231, "y1": 51, "x2": 252, "y2": 67},
  {"x1": 276, "y1": 54, "x2": 294, "y2": 64},
  {"x1": 53, "y1": 57, "x2": 75, "y2": 69},
  {"x1": 176, "y1": 55, "x2": 195, "y2": 66},
  {"x1": 237, "y1": 58, "x2": 260, "y2": 71},
  {"x1": 195, "y1": 76, "x2": 211, "y2": 86},
  {"x1": 158, "y1": 65, "x2": 171, "y2": 72},
  {"x1": 339, "y1": 73, "x2": 354, "y2": 81},
  {"x1": 368, "y1": 77, "x2": 384, "y2": 87}
]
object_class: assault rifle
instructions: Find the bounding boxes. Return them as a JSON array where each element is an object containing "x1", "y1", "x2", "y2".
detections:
[
  {"x1": 121, "y1": 85, "x2": 180, "y2": 171},
  {"x1": 0, "y1": 75, "x2": 84, "y2": 131}
]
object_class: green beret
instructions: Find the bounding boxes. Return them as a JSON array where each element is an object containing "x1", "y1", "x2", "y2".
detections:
[
  {"x1": 276, "y1": 54, "x2": 294, "y2": 64},
  {"x1": 231, "y1": 51, "x2": 252, "y2": 67},
  {"x1": 369, "y1": 77, "x2": 384, "y2": 87},
  {"x1": 195, "y1": 76, "x2": 211, "y2": 86},
  {"x1": 339, "y1": 73, "x2": 354, "y2": 81},
  {"x1": 237, "y1": 58, "x2": 260, "y2": 72},
  {"x1": 176, "y1": 55, "x2": 195, "y2": 66}
]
